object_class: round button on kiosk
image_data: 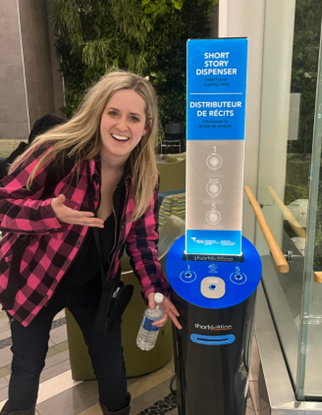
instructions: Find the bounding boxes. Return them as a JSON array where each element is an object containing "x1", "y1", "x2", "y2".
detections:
[
  {"x1": 201, "y1": 277, "x2": 225, "y2": 299},
  {"x1": 230, "y1": 272, "x2": 247, "y2": 285},
  {"x1": 180, "y1": 270, "x2": 197, "y2": 283}
]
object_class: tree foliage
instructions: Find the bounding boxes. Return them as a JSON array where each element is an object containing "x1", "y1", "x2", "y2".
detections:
[
  {"x1": 50, "y1": 0, "x2": 217, "y2": 123},
  {"x1": 290, "y1": 0, "x2": 322, "y2": 156},
  {"x1": 288, "y1": 0, "x2": 322, "y2": 267}
]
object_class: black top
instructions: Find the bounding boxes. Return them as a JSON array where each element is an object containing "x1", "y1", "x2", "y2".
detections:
[
  {"x1": 57, "y1": 179, "x2": 126, "y2": 291},
  {"x1": 58, "y1": 213, "x2": 115, "y2": 290}
]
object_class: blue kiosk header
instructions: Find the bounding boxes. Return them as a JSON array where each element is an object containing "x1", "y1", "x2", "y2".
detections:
[{"x1": 186, "y1": 38, "x2": 248, "y2": 257}]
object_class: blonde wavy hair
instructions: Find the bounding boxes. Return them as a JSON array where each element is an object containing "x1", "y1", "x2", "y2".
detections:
[{"x1": 10, "y1": 71, "x2": 159, "y2": 222}]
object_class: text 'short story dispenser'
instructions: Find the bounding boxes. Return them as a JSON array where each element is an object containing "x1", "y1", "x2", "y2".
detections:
[{"x1": 166, "y1": 38, "x2": 262, "y2": 415}]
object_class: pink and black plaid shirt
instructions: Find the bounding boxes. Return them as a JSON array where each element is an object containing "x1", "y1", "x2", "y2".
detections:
[{"x1": 0, "y1": 144, "x2": 169, "y2": 327}]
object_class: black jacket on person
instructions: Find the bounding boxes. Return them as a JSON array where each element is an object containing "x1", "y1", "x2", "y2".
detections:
[{"x1": 3, "y1": 113, "x2": 65, "y2": 172}]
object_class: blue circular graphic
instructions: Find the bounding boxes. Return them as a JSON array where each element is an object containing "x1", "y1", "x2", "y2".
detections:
[
  {"x1": 230, "y1": 272, "x2": 247, "y2": 285},
  {"x1": 166, "y1": 236, "x2": 262, "y2": 309},
  {"x1": 180, "y1": 270, "x2": 197, "y2": 283}
]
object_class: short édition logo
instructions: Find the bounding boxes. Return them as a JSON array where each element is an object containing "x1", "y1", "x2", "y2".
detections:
[{"x1": 195, "y1": 323, "x2": 232, "y2": 331}]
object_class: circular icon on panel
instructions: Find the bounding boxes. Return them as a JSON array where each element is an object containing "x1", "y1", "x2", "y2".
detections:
[
  {"x1": 229, "y1": 272, "x2": 247, "y2": 285},
  {"x1": 180, "y1": 270, "x2": 197, "y2": 283},
  {"x1": 206, "y1": 204, "x2": 221, "y2": 225},
  {"x1": 206, "y1": 178, "x2": 222, "y2": 196},
  {"x1": 206, "y1": 146, "x2": 222, "y2": 170}
]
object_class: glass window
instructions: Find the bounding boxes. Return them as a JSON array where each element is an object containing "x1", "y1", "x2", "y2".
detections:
[{"x1": 256, "y1": 1, "x2": 322, "y2": 398}]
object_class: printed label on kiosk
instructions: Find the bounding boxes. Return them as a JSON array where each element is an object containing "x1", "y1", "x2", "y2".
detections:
[{"x1": 186, "y1": 38, "x2": 248, "y2": 257}]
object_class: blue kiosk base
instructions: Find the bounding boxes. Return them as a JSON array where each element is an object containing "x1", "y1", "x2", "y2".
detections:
[{"x1": 166, "y1": 236, "x2": 262, "y2": 415}]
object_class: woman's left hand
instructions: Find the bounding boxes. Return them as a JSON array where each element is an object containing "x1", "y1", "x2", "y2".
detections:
[{"x1": 147, "y1": 293, "x2": 182, "y2": 330}]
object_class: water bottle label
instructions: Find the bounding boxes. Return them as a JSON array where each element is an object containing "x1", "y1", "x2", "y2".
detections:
[{"x1": 142, "y1": 316, "x2": 159, "y2": 332}]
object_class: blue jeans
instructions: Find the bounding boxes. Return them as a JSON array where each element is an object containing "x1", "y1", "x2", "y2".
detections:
[{"x1": 8, "y1": 277, "x2": 128, "y2": 412}]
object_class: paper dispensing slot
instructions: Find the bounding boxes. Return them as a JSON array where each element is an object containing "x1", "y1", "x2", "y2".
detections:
[{"x1": 190, "y1": 334, "x2": 236, "y2": 346}]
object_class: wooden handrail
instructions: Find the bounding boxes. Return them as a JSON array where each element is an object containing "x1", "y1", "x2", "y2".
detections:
[
  {"x1": 244, "y1": 185, "x2": 289, "y2": 273},
  {"x1": 314, "y1": 272, "x2": 322, "y2": 283},
  {"x1": 266, "y1": 185, "x2": 306, "y2": 239}
]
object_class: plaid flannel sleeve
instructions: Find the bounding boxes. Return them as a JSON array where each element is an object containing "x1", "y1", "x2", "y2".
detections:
[
  {"x1": 126, "y1": 180, "x2": 169, "y2": 299},
  {"x1": 0, "y1": 144, "x2": 63, "y2": 234}
]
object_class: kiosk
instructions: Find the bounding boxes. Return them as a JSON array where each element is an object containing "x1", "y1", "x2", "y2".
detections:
[{"x1": 166, "y1": 38, "x2": 262, "y2": 415}]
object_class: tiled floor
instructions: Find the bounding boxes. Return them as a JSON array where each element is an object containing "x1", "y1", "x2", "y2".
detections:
[{"x1": 0, "y1": 310, "x2": 262, "y2": 414}]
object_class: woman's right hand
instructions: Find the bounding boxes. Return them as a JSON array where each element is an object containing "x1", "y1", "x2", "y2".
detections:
[{"x1": 51, "y1": 194, "x2": 104, "y2": 228}]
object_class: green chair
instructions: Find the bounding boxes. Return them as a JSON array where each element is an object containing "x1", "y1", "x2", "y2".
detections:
[
  {"x1": 165, "y1": 152, "x2": 186, "y2": 163},
  {"x1": 157, "y1": 159, "x2": 185, "y2": 192},
  {"x1": 159, "y1": 192, "x2": 185, "y2": 227},
  {"x1": 66, "y1": 215, "x2": 185, "y2": 380}
]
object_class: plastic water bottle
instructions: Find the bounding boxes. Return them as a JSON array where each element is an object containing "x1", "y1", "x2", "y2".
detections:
[{"x1": 136, "y1": 293, "x2": 164, "y2": 351}]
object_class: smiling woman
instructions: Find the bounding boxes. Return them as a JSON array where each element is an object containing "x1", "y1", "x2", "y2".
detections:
[
  {"x1": 10, "y1": 71, "x2": 159, "y2": 223},
  {"x1": 100, "y1": 89, "x2": 149, "y2": 166},
  {"x1": 0, "y1": 71, "x2": 181, "y2": 415}
]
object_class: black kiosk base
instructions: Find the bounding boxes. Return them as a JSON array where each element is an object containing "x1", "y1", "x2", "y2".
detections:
[{"x1": 166, "y1": 236, "x2": 262, "y2": 415}]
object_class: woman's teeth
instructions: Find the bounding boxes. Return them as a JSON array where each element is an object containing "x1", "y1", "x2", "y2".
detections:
[{"x1": 111, "y1": 133, "x2": 130, "y2": 142}]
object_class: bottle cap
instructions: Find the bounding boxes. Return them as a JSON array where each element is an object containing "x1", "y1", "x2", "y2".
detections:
[{"x1": 154, "y1": 293, "x2": 164, "y2": 303}]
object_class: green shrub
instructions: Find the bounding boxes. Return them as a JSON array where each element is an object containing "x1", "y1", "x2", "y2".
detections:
[
  {"x1": 286, "y1": 154, "x2": 310, "y2": 186},
  {"x1": 284, "y1": 183, "x2": 309, "y2": 206}
]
